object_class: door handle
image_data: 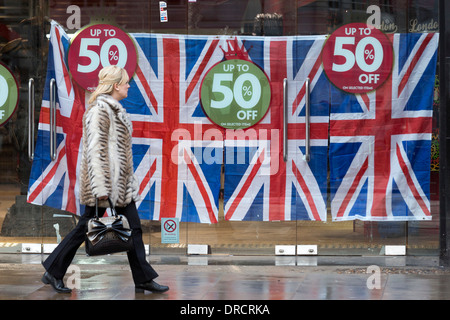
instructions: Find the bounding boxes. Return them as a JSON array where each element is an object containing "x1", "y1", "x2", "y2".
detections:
[
  {"x1": 283, "y1": 78, "x2": 288, "y2": 162},
  {"x1": 28, "y1": 78, "x2": 35, "y2": 161},
  {"x1": 49, "y1": 78, "x2": 57, "y2": 161},
  {"x1": 304, "y1": 78, "x2": 311, "y2": 162}
]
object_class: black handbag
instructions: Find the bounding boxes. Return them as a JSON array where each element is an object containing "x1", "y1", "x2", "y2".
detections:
[{"x1": 85, "y1": 198, "x2": 133, "y2": 256}]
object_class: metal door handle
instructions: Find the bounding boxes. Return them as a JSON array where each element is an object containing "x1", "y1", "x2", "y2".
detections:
[
  {"x1": 304, "y1": 78, "x2": 311, "y2": 162},
  {"x1": 49, "y1": 78, "x2": 57, "y2": 161},
  {"x1": 283, "y1": 78, "x2": 288, "y2": 162},
  {"x1": 28, "y1": 78, "x2": 35, "y2": 161}
]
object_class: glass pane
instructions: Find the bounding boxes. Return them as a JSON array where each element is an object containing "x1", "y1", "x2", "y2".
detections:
[
  {"x1": 181, "y1": 0, "x2": 299, "y2": 255},
  {"x1": 13, "y1": 0, "x2": 439, "y2": 258},
  {"x1": 296, "y1": 0, "x2": 439, "y2": 255},
  {"x1": 408, "y1": 7, "x2": 440, "y2": 254},
  {"x1": 47, "y1": 1, "x2": 162, "y2": 253},
  {"x1": 0, "y1": 0, "x2": 48, "y2": 251}
]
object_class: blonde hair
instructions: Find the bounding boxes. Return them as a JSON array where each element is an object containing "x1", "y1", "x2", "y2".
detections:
[{"x1": 88, "y1": 65, "x2": 129, "y2": 104}]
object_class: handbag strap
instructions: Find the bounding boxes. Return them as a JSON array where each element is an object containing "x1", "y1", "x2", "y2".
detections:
[
  {"x1": 107, "y1": 198, "x2": 119, "y2": 217},
  {"x1": 95, "y1": 198, "x2": 118, "y2": 218},
  {"x1": 95, "y1": 198, "x2": 99, "y2": 219}
]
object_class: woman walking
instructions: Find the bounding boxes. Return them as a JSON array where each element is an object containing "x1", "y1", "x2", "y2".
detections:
[{"x1": 41, "y1": 65, "x2": 169, "y2": 294}]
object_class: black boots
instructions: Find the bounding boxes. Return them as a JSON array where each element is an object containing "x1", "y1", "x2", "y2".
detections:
[
  {"x1": 135, "y1": 280, "x2": 169, "y2": 293},
  {"x1": 41, "y1": 272, "x2": 72, "y2": 293}
]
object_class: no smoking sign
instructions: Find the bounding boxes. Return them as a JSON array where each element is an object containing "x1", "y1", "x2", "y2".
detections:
[
  {"x1": 322, "y1": 23, "x2": 393, "y2": 94},
  {"x1": 161, "y1": 218, "x2": 179, "y2": 244}
]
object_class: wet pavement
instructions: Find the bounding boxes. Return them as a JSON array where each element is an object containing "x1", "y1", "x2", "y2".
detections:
[{"x1": 0, "y1": 253, "x2": 449, "y2": 303}]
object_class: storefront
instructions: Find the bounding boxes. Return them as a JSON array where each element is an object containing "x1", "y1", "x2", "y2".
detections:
[{"x1": 0, "y1": 0, "x2": 447, "y2": 260}]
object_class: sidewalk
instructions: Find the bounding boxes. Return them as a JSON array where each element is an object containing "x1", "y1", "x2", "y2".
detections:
[{"x1": 0, "y1": 253, "x2": 449, "y2": 300}]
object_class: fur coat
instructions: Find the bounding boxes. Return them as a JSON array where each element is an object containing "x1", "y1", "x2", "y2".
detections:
[{"x1": 80, "y1": 94, "x2": 140, "y2": 208}]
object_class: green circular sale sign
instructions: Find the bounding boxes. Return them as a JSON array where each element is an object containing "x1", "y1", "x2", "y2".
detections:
[
  {"x1": 200, "y1": 59, "x2": 271, "y2": 129},
  {"x1": 0, "y1": 62, "x2": 19, "y2": 126}
]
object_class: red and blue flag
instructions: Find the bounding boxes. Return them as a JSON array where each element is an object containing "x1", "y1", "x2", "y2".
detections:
[
  {"x1": 27, "y1": 21, "x2": 439, "y2": 223},
  {"x1": 223, "y1": 36, "x2": 329, "y2": 221},
  {"x1": 329, "y1": 33, "x2": 439, "y2": 221}
]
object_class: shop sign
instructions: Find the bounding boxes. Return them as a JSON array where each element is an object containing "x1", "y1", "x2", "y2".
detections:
[
  {"x1": 322, "y1": 23, "x2": 393, "y2": 94},
  {"x1": 159, "y1": 1, "x2": 168, "y2": 22},
  {"x1": 68, "y1": 24, "x2": 137, "y2": 92},
  {"x1": 0, "y1": 62, "x2": 19, "y2": 126},
  {"x1": 200, "y1": 59, "x2": 271, "y2": 129}
]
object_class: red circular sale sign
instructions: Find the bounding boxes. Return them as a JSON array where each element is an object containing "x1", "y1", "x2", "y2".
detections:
[
  {"x1": 322, "y1": 23, "x2": 393, "y2": 94},
  {"x1": 68, "y1": 24, "x2": 137, "y2": 92}
]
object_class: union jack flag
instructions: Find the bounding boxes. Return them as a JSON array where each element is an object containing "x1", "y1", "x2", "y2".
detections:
[
  {"x1": 223, "y1": 36, "x2": 329, "y2": 221},
  {"x1": 104, "y1": 33, "x2": 226, "y2": 223},
  {"x1": 27, "y1": 21, "x2": 86, "y2": 215},
  {"x1": 28, "y1": 26, "x2": 226, "y2": 223},
  {"x1": 27, "y1": 21, "x2": 438, "y2": 224},
  {"x1": 329, "y1": 33, "x2": 439, "y2": 221}
]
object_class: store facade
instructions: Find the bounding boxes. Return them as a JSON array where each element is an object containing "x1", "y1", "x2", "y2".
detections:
[{"x1": 0, "y1": 0, "x2": 448, "y2": 260}]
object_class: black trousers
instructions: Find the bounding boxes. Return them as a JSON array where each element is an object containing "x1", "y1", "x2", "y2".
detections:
[{"x1": 42, "y1": 201, "x2": 158, "y2": 284}]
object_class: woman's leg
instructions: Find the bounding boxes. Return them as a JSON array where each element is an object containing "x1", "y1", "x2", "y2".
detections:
[
  {"x1": 115, "y1": 201, "x2": 159, "y2": 284},
  {"x1": 42, "y1": 205, "x2": 102, "y2": 279}
]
